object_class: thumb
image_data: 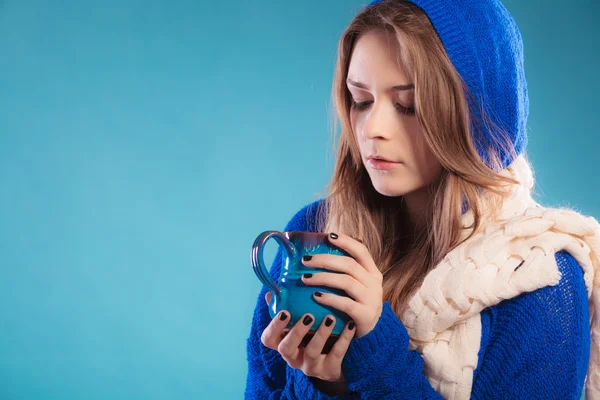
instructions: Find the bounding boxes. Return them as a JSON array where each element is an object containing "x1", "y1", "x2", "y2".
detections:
[{"x1": 264, "y1": 291, "x2": 272, "y2": 305}]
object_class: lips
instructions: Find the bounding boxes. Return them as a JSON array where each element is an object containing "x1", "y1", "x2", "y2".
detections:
[
  {"x1": 369, "y1": 157, "x2": 393, "y2": 162},
  {"x1": 367, "y1": 155, "x2": 399, "y2": 163},
  {"x1": 367, "y1": 157, "x2": 401, "y2": 171}
]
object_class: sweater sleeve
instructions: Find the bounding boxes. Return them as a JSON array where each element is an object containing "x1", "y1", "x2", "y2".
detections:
[
  {"x1": 337, "y1": 250, "x2": 590, "y2": 400},
  {"x1": 471, "y1": 250, "x2": 590, "y2": 400},
  {"x1": 340, "y1": 301, "x2": 443, "y2": 399}
]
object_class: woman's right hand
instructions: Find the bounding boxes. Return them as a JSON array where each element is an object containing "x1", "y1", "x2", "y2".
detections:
[{"x1": 260, "y1": 291, "x2": 357, "y2": 384}]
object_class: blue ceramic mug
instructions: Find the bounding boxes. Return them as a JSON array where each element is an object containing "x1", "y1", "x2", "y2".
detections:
[{"x1": 251, "y1": 231, "x2": 352, "y2": 337}]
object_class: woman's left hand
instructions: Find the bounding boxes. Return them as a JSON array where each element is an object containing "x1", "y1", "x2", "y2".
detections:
[{"x1": 301, "y1": 232, "x2": 383, "y2": 339}]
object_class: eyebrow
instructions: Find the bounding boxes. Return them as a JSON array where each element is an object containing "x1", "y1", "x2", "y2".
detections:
[{"x1": 346, "y1": 78, "x2": 414, "y2": 91}]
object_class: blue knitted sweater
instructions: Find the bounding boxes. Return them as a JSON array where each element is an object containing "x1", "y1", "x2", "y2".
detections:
[{"x1": 245, "y1": 200, "x2": 590, "y2": 399}]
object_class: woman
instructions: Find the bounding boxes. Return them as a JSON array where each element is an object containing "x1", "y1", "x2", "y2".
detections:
[{"x1": 245, "y1": 0, "x2": 600, "y2": 398}]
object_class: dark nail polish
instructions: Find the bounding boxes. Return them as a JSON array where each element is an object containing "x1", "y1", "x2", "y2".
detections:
[
  {"x1": 329, "y1": 232, "x2": 338, "y2": 240},
  {"x1": 303, "y1": 255, "x2": 312, "y2": 262},
  {"x1": 348, "y1": 321, "x2": 355, "y2": 330},
  {"x1": 279, "y1": 312, "x2": 287, "y2": 321},
  {"x1": 303, "y1": 273, "x2": 313, "y2": 279},
  {"x1": 303, "y1": 315, "x2": 313, "y2": 325},
  {"x1": 325, "y1": 317, "x2": 333, "y2": 327},
  {"x1": 314, "y1": 291, "x2": 323, "y2": 297}
]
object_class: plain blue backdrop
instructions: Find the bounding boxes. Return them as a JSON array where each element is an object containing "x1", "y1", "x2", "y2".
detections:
[{"x1": 0, "y1": 0, "x2": 598, "y2": 399}]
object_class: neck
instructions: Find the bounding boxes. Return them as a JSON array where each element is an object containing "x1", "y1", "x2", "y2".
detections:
[{"x1": 402, "y1": 187, "x2": 432, "y2": 238}]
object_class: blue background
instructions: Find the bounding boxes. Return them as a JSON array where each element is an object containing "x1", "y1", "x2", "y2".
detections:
[{"x1": 0, "y1": 0, "x2": 597, "y2": 398}]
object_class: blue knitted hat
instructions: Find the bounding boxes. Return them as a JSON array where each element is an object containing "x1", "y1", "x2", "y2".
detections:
[{"x1": 367, "y1": 0, "x2": 528, "y2": 169}]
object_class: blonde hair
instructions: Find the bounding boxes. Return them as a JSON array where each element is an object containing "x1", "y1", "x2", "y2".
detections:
[{"x1": 314, "y1": 0, "x2": 525, "y2": 315}]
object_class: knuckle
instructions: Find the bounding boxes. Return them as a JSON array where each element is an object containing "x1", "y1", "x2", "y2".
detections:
[
  {"x1": 359, "y1": 246, "x2": 370, "y2": 260},
  {"x1": 342, "y1": 274, "x2": 352, "y2": 287},
  {"x1": 261, "y1": 331, "x2": 273, "y2": 348},
  {"x1": 278, "y1": 340, "x2": 292, "y2": 356},
  {"x1": 340, "y1": 275, "x2": 355, "y2": 293},
  {"x1": 347, "y1": 278, "x2": 360, "y2": 295},
  {"x1": 302, "y1": 366, "x2": 318, "y2": 378},
  {"x1": 330, "y1": 345, "x2": 347, "y2": 359},
  {"x1": 345, "y1": 301, "x2": 358, "y2": 315},
  {"x1": 287, "y1": 329, "x2": 303, "y2": 343},
  {"x1": 350, "y1": 258, "x2": 362, "y2": 273},
  {"x1": 342, "y1": 256, "x2": 354, "y2": 272},
  {"x1": 304, "y1": 348, "x2": 320, "y2": 360}
]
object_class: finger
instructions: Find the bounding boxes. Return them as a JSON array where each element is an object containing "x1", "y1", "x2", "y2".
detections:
[
  {"x1": 303, "y1": 315, "x2": 336, "y2": 361},
  {"x1": 301, "y1": 271, "x2": 366, "y2": 302},
  {"x1": 302, "y1": 253, "x2": 371, "y2": 285},
  {"x1": 327, "y1": 232, "x2": 379, "y2": 275},
  {"x1": 265, "y1": 291, "x2": 272, "y2": 305},
  {"x1": 326, "y1": 320, "x2": 356, "y2": 362},
  {"x1": 260, "y1": 310, "x2": 290, "y2": 350},
  {"x1": 278, "y1": 313, "x2": 315, "y2": 365},
  {"x1": 312, "y1": 290, "x2": 361, "y2": 319}
]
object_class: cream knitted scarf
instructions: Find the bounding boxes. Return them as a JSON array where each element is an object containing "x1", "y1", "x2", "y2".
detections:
[{"x1": 399, "y1": 156, "x2": 600, "y2": 399}]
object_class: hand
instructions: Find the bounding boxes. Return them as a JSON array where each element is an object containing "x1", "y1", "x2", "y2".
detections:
[
  {"x1": 301, "y1": 232, "x2": 383, "y2": 338},
  {"x1": 260, "y1": 291, "x2": 357, "y2": 384}
]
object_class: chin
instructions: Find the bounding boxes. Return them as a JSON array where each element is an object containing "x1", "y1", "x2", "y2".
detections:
[{"x1": 371, "y1": 181, "x2": 415, "y2": 197}]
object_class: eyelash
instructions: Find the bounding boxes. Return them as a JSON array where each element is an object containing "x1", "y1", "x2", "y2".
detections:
[{"x1": 350, "y1": 100, "x2": 416, "y2": 116}]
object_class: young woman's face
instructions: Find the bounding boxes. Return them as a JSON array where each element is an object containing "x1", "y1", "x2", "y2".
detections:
[{"x1": 347, "y1": 29, "x2": 442, "y2": 198}]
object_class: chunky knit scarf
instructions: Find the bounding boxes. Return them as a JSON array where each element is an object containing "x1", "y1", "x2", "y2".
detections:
[{"x1": 399, "y1": 156, "x2": 600, "y2": 399}]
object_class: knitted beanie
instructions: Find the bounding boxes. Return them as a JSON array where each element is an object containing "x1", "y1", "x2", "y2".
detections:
[{"x1": 367, "y1": 0, "x2": 529, "y2": 169}]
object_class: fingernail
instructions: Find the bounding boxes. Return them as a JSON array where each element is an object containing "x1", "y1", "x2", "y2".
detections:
[
  {"x1": 303, "y1": 255, "x2": 312, "y2": 262},
  {"x1": 303, "y1": 315, "x2": 313, "y2": 325},
  {"x1": 329, "y1": 232, "x2": 338, "y2": 240},
  {"x1": 279, "y1": 312, "x2": 288, "y2": 321},
  {"x1": 325, "y1": 317, "x2": 333, "y2": 327},
  {"x1": 303, "y1": 273, "x2": 313, "y2": 279},
  {"x1": 348, "y1": 321, "x2": 355, "y2": 330},
  {"x1": 314, "y1": 291, "x2": 323, "y2": 297}
]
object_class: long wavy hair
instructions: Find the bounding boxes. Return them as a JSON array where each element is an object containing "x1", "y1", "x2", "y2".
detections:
[{"x1": 313, "y1": 0, "x2": 524, "y2": 315}]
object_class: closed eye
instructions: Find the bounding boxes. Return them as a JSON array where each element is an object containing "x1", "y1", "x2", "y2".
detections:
[{"x1": 350, "y1": 100, "x2": 416, "y2": 116}]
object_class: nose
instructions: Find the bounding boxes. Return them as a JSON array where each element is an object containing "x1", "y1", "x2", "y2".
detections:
[{"x1": 362, "y1": 101, "x2": 396, "y2": 141}]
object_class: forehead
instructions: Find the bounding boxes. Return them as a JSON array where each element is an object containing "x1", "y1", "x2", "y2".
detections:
[{"x1": 347, "y1": 30, "x2": 411, "y2": 85}]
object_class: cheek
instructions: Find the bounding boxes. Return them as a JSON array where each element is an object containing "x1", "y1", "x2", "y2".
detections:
[
  {"x1": 406, "y1": 125, "x2": 442, "y2": 183},
  {"x1": 351, "y1": 114, "x2": 361, "y2": 137},
  {"x1": 352, "y1": 117, "x2": 367, "y2": 148}
]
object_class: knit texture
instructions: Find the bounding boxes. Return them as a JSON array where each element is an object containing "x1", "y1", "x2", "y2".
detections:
[
  {"x1": 394, "y1": 157, "x2": 600, "y2": 400},
  {"x1": 396, "y1": 156, "x2": 600, "y2": 399},
  {"x1": 367, "y1": 0, "x2": 528, "y2": 169},
  {"x1": 245, "y1": 188, "x2": 592, "y2": 398}
]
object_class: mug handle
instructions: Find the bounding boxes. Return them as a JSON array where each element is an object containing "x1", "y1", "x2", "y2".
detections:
[{"x1": 251, "y1": 230, "x2": 297, "y2": 296}]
